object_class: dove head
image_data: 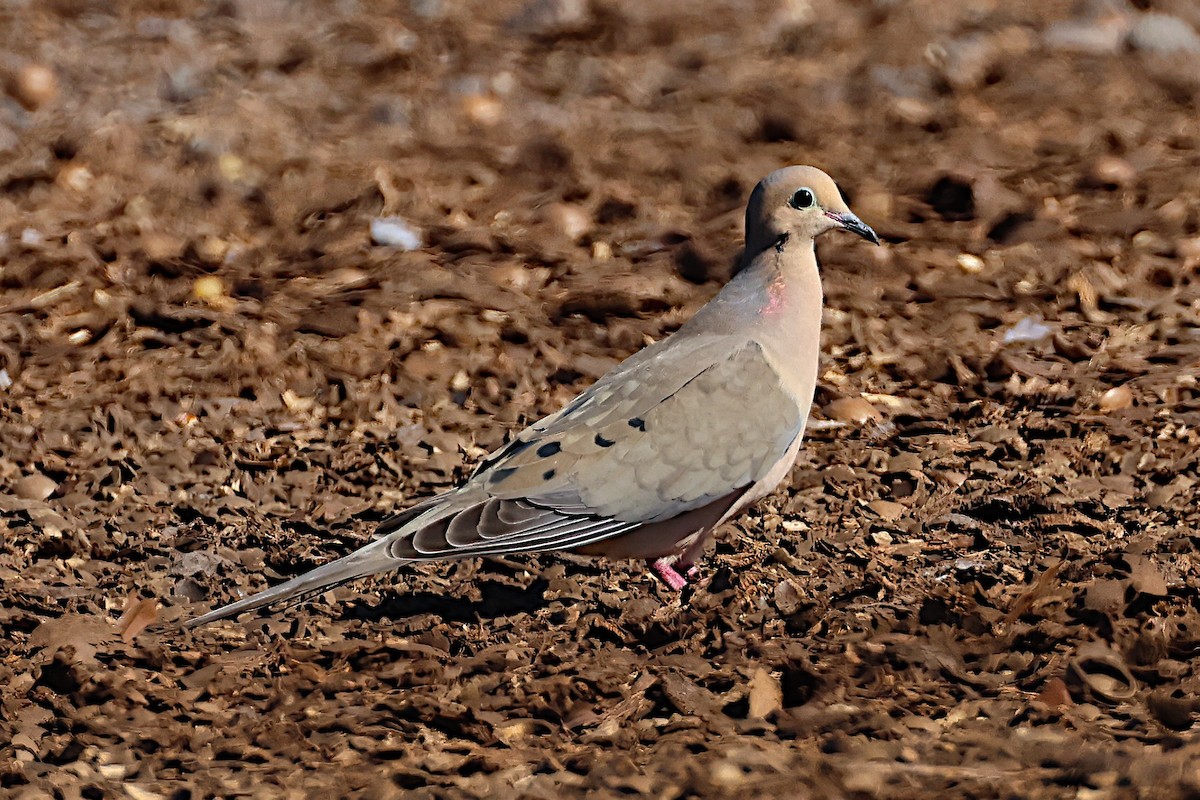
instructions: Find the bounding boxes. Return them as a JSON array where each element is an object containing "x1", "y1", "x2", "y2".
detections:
[{"x1": 744, "y1": 166, "x2": 879, "y2": 257}]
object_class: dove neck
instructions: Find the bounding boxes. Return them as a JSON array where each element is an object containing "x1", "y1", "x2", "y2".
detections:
[{"x1": 712, "y1": 235, "x2": 823, "y2": 327}]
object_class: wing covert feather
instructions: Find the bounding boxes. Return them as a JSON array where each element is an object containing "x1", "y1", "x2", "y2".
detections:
[
  {"x1": 485, "y1": 340, "x2": 805, "y2": 522},
  {"x1": 377, "y1": 339, "x2": 805, "y2": 562}
]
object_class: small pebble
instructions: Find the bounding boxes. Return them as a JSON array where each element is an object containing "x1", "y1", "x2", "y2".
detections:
[
  {"x1": 956, "y1": 253, "x2": 985, "y2": 274},
  {"x1": 543, "y1": 203, "x2": 591, "y2": 241},
  {"x1": 1088, "y1": 155, "x2": 1137, "y2": 187},
  {"x1": 1043, "y1": 19, "x2": 1127, "y2": 54},
  {"x1": 217, "y1": 153, "x2": 247, "y2": 183},
  {"x1": 493, "y1": 719, "x2": 537, "y2": 746},
  {"x1": 462, "y1": 93, "x2": 503, "y2": 127},
  {"x1": 11, "y1": 64, "x2": 58, "y2": 109},
  {"x1": 1002, "y1": 315, "x2": 1052, "y2": 344},
  {"x1": 1177, "y1": 236, "x2": 1200, "y2": 266},
  {"x1": 142, "y1": 231, "x2": 184, "y2": 261},
  {"x1": 1129, "y1": 13, "x2": 1200, "y2": 55},
  {"x1": 0, "y1": 369, "x2": 11, "y2": 390},
  {"x1": 56, "y1": 163, "x2": 93, "y2": 193},
  {"x1": 822, "y1": 397, "x2": 882, "y2": 425},
  {"x1": 96, "y1": 763, "x2": 127, "y2": 780},
  {"x1": 1098, "y1": 385, "x2": 1133, "y2": 412},
  {"x1": 370, "y1": 217, "x2": 422, "y2": 250},
  {"x1": 710, "y1": 759, "x2": 747, "y2": 789},
  {"x1": 507, "y1": 0, "x2": 591, "y2": 37},
  {"x1": 125, "y1": 785, "x2": 166, "y2": 800},
  {"x1": 194, "y1": 236, "x2": 230, "y2": 266},
  {"x1": 192, "y1": 275, "x2": 226, "y2": 303},
  {"x1": 926, "y1": 34, "x2": 996, "y2": 91},
  {"x1": 1131, "y1": 230, "x2": 1170, "y2": 255},
  {"x1": 889, "y1": 96, "x2": 937, "y2": 127}
]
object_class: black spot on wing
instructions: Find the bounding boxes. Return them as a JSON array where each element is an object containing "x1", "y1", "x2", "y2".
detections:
[
  {"x1": 537, "y1": 441, "x2": 561, "y2": 457},
  {"x1": 491, "y1": 467, "x2": 517, "y2": 484},
  {"x1": 594, "y1": 433, "x2": 614, "y2": 447},
  {"x1": 542, "y1": 469, "x2": 556, "y2": 481},
  {"x1": 628, "y1": 417, "x2": 646, "y2": 431}
]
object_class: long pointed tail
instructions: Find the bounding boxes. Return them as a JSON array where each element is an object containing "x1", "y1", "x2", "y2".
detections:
[{"x1": 184, "y1": 539, "x2": 400, "y2": 628}]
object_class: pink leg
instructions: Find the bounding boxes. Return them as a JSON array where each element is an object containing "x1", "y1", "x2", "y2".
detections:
[{"x1": 653, "y1": 557, "x2": 689, "y2": 591}]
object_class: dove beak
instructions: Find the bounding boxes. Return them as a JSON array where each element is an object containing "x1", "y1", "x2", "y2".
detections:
[{"x1": 825, "y1": 211, "x2": 880, "y2": 245}]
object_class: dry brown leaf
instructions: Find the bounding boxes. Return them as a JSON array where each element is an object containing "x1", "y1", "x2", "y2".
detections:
[
  {"x1": 28, "y1": 615, "x2": 116, "y2": 665},
  {"x1": 1127, "y1": 556, "x2": 1168, "y2": 597},
  {"x1": 868, "y1": 499, "x2": 906, "y2": 520},
  {"x1": 14, "y1": 472, "x2": 57, "y2": 500},
  {"x1": 493, "y1": 718, "x2": 541, "y2": 746},
  {"x1": 116, "y1": 596, "x2": 160, "y2": 644},
  {"x1": 822, "y1": 397, "x2": 883, "y2": 425},
  {"x1": 1034, "y1": 677, "x2": 1073, "y2": 708},
  {"x1": 1003, "y1": 559, "x2": 1063, "y2": 626},
  {"x1": 748, "y1": 667, "x2": 782, "y2": 719}
]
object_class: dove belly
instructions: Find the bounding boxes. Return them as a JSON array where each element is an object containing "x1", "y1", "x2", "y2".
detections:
[{"x1": 572, "y1": 486, "x2": 745, "y2": 559}]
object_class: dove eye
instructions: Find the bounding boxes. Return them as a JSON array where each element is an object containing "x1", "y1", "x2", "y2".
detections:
[{"x1": 789, "y1": 187, "x2": 816, "y2": 210}]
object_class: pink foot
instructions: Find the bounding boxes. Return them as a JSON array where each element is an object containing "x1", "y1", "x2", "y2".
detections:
[{"x1": 653, "y1": 557, "x2": 689, "y2": 591}]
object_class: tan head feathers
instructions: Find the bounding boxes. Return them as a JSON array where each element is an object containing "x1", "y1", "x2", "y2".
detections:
[{"x1": 744, "y1": 165, "x2": 879, "y2": 256}]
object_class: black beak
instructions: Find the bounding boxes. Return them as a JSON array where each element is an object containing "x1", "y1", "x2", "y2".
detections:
[{"x1": 826, "y1": 211, "x2": 880, "y2": 245}]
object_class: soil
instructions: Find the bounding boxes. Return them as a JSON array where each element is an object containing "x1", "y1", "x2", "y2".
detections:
[{"x1": 3, "y1": 0, "x2": 1200, "y2": 797}]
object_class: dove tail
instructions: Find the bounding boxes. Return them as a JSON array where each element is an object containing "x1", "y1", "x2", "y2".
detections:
[{"x1": 184, "y1": 538, "x2": 400, "y2": 629}]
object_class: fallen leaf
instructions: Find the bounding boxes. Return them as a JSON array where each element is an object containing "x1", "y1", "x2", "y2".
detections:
[
  {"x1": 1127, "y1": 556, "x2": 1168, "y2": 597},
  {"x1": 867, "y1": 500, "x2": 906, "y2": 520},
  {"x1": 822, "y1": 397, "x2": 883, "y2": 425},
  {"x1": 1084, "y1": 578, "x2": 1128, "y2": 613},
  {"x1": 1034, "y1": 677, "x2": 1073, "y2": 708},
  {"x1": 748, "y1": 667, "x2": 782, "y2": 719},
  {"x1": 116, "y1": 596, "x2": 159, "y2": 644},
  {"x1": 493, "y1": 718, "x2": 540, "y2": 746},
  {"x1": 1003, "y1": 559, "x2": 1063, "y2": 626},
  {"x1": 15, "y1": 472, "x2": 57, "y2": 500},
  {"x1": 28, "y1": 614, "x2": 116, "y2": 665}
]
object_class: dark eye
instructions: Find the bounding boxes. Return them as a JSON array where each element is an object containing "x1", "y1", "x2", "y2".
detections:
[{"x1": 789, "y1": 187, "x2": 816, "y2": 209}]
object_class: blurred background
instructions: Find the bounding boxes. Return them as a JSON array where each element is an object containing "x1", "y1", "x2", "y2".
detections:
[{"x1": 3, "y1": 0, "x2": 1200, "y2": 797}]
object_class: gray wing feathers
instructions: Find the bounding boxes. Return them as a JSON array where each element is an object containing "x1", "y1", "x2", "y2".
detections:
[
  {"x1": 489, "y1": 340, "x2": 804, "y2": 523},
  {"x1": 395, "y1": 339, "x2": 803, "y2": 555},
  {"x1": 394, "y1": 497, "x2": 635, "y2": 558},
  {"x1": 189, "y1": 338, "x2": 802, "y2": 625}
]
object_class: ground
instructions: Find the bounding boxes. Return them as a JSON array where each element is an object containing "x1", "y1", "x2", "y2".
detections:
[{"x1": 3, "y1": 0, "x2": 1200, "y2": 797}]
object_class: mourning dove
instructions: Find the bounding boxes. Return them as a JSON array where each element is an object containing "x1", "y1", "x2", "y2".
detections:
[{"x1": 187, "y1": 166, "x2": 878, "y2": 627}]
